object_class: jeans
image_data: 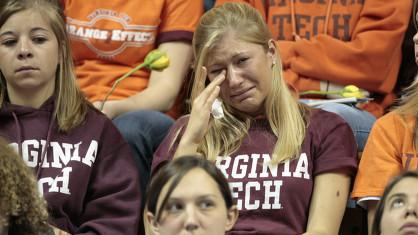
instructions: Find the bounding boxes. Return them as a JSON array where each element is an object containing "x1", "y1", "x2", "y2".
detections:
[
  {"x1": 113, "y1": 110, "x2": 174, "y2": 195},
  {"x1": 316, "y1": 103, "x2": 376, "y2": 152}
]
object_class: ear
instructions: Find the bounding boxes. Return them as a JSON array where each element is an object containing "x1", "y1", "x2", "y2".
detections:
[
  {"x1": 225, "y1": 205, "x2": 239, "y2": 231},
  {"x1": 146, "y1": 211, "x2": 160, "y2": 235},
  {"x1": 267, "y1": 39, "x2": 277, "y2": 61}
]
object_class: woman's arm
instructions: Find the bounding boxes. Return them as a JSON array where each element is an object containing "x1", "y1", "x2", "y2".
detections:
[
  {"x1": 98, "y1": 41, "x2": 193, "y2": 119},
  {"x1": 367, "y1": 200, "x2": 378, "y2": 235},
  {"x1": 303, "y1": 172, "x2": 350, "y2": 235},
  {"x1": 174, "y1": 68, "x2": 226, "y2": 158}
]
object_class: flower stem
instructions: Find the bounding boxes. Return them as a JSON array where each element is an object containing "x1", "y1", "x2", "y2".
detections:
[{"x1": 100, "y1": 62, "x2": 149, "y2": 111}]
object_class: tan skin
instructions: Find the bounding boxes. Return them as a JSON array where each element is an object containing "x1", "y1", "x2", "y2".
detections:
[
  {"x1": 0, "y1": 9, "x2": 71, "y2": 235},
  {"x1": 93, "y1": 42, "x2": 193, "y2": 119},
  {"x1": 175, "y1": 34, "x2": 350, "y2": 234},
  {"x1": 147, "y1": 169, "x2": 238, "y2": 235}
]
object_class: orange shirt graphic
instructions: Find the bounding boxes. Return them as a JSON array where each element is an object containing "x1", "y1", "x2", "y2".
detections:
[{"x1": 63, "y1": 0, "x2": 201, "y2": 103}]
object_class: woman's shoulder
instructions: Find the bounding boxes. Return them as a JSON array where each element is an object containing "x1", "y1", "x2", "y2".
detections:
[
  {"x1": 374, "y1": 110, "x2": 415, "y2": 133},
  {"x1": 308, "y1": 108, "x2": 348, "y2": 127}
]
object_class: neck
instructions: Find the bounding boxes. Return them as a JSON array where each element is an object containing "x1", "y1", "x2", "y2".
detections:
[{"x1": 7, "y1": 84, "x2": 54, "y2": 109}]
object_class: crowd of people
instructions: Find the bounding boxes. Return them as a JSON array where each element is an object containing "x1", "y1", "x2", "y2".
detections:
[{"x1": 0, "y1": 0, "x2": 417, "y2": 234}]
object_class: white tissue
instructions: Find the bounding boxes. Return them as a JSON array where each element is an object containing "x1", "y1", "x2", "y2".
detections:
[{"x1": 211, "y1": 98, "x2": 224, "y2": 119}]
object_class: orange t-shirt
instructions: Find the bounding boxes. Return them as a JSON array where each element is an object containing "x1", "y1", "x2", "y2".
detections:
[
  {"x1": 63, "y1": 0, "x2": 202, "y2": 103},
  {"x1": 352, "y1": 111, "x2": 418, "y2": 199},
  {"x1": 216, "y1": 0, "x2": 412, "y2": 117}
]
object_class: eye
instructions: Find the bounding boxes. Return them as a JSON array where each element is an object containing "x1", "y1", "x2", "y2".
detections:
[
  {"x1": 1, "y1": 38, "x2": 17, "y2": 47},
  {"x1": 390, "y1": 198, "x2": 405, "y2": 209},
  {"x1": 165, "y1": 202, "x2": 184, "y2": 214},
  {"x1": 209, "y1": 68, "x2": 223, "y2": 76},
  {"x1": 32, "y1": 36, "x2": 47, "y2": 44},
  {"x1": 237, "y1": 57, "x2": 249, "y2": 65},
  {"x1": 198, "y1": 199, "x2": 214, "y2": 210}
]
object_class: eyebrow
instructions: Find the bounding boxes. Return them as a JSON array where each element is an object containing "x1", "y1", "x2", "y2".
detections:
[
  {"x1": 208, "y1": 51, "x2": 248, "y2": 67},
  {"x1": 168, "y1": 194, "x2": 217, "y2": 200},
  {"x1": 387, "y1": 193, "x2": 406, "y2": 202},
  {"x1": 0, "y1": 27, "x2": 50, "y2": 37}
]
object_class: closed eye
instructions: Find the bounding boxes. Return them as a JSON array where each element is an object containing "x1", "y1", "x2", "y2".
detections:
[
  {"x1": 1, "y1": 38, "x2": 17, "y2": 47},
  {"x1": 209, "y1": 69, "x2": 223, "y2": 76},
  {"x1": 32, "y1": 36, "x2": 47, "y2": 44},
  {"x1": 237, "y1": 57, "x2": 249, "y2": 65}
]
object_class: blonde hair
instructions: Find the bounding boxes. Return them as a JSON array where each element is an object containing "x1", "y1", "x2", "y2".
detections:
[
  {"x1": 396, "y1": 76, "x2": 418, "y2": 148},
  {"x1": 0, "y1": 0, "x2": 89, "y2": 132},
  {"x1": 396, "y1": 0, "x2": 418, "y2": 148},
  {"x1": 0, "y1": 137, "x2": 49, "y2": 234},
  {"x1": 190, "y1": 2, "x2": 309, "y2": 164}
]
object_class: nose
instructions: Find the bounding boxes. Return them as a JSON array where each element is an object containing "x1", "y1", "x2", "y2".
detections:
[
  {"x1": 405, "y1": 201, "x2": 418, "y2": 218},
  {"x1": 226, "y1": 66, "x2": 243, "y2": 88},
  {"x1": 184, "y1": 206, "x2": 199, "y2": 232},
  {"x1": 406, "y1": 209, "x2": 417, "y2": 218},
  {"x1": 17, "y1": 39, "x2": 33, "y2": 60}
]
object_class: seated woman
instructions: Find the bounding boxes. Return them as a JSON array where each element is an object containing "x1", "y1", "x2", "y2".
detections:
[
  {"x1": 0, "y1": 0, "x2": 141, "y2": 234},
  {"x1": 371, "y1": 171, "x2": 418, "y2": 235},
  {"x1": 352, "y1": 1, "x2": 418, "y2": 232},
  {"x1": 145, "y1": 156, "x2": 238, "y2": 235},
  {"x1": 0, "y1": 137, "x2": 49, "y2": 235},
  {"x1": 152, "y1": 3, "x2": 358, "y2": 234}
]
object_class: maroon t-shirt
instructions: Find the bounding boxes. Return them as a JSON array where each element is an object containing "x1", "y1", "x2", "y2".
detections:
[{"x1": 152, "y1": 109, "x2": 357, "y2": 235}]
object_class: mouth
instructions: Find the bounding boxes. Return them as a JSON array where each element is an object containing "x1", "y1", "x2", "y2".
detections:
[
  {"x1": 15, "y1": 66, "x2": 39, "y2": 73},
  {"x1": 400, "y1": 222, "x2": 418, "y2": 233},
  {"x1": 230, "y1": 86, "x2": 255, "y2": 102}
]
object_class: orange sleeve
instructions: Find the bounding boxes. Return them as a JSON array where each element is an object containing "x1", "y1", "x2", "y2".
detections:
[
  {"x1": 215, "y1": 0, "x2": 267, "y2": 21},
  {"x1": 157, "y1": 0, "x2": 203, "y2": 44},
  {"x1": 352, "y1": 112, "x2": 404, "y2": 199},
  {"x1": 279, "y1": 0, "x2": 412, "y2": 95}
]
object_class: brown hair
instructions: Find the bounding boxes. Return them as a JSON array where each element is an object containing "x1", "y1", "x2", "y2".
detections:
[
  {"x1": 145, "y1": 156, "x2": 235, "y2": 222},
  {"x1": 0, "y1": 0, "x2": 89, "y2": 132},
  {"x1": 372, "y1": 170, "x2": 418, "y2": 235},
  {"x1": 0, "y1": 137, "x2": 49, "y2": 234}
]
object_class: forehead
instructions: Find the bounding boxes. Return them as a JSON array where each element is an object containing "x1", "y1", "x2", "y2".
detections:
[
  {"x1": 206, "y1": 34, "x2": 263, "y2": 65},
  {"x1": 0, "y1": 9, "x2": 52, "y2": 33},
  {"x1": 169, "y1": 168, "x2": 222, "y2": 197},
  {"x1": 388, "y1": 177, "x2": 418, "y2": 197}
]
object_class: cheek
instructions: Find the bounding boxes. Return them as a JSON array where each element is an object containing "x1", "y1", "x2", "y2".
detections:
[
  {"x1": 203, "y1": 210, "x2": 229, "y2": 233},
  {"x1": 158, "y1": 216, "x2": 184, "y2": 234},
  {"x1": 219, "y1": 84, "x2": 230, "y2": 99},
  {"x1": 380, "y1": 210, "x2": 399, "y2": 234}
]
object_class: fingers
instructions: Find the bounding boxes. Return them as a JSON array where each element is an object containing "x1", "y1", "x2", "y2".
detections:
[{"x1": 197, "y1": 68, "x2": 225, "y2": 102}]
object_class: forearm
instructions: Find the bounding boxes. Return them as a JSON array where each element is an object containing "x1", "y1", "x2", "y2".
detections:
[
  {"x1": 174, "y1": 134, "x2": 200, "y2": 158},
  {"x1": 114, "y1": 81, "x2": 181, "y2": 115},
  {"x1": 110, "y1": 42, "x2": 193, "y2": 116},
  {"x1": 367, "y1": 201, "x2": 378, "y2": 234},
  {"x1": 306, "y1": 173, "x2": 350, "y2": 234}
]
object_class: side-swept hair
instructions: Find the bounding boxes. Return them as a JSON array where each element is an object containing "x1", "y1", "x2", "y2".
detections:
[
  {"x1": 0, "y1": 0, "x2": 89, "y2": 132},
  {"x1": 190, "y1": 2, "x2": 309, "y2": 164},
  {"x1": 0, "y1": 137, "x2": 49, "y2": 234}
]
